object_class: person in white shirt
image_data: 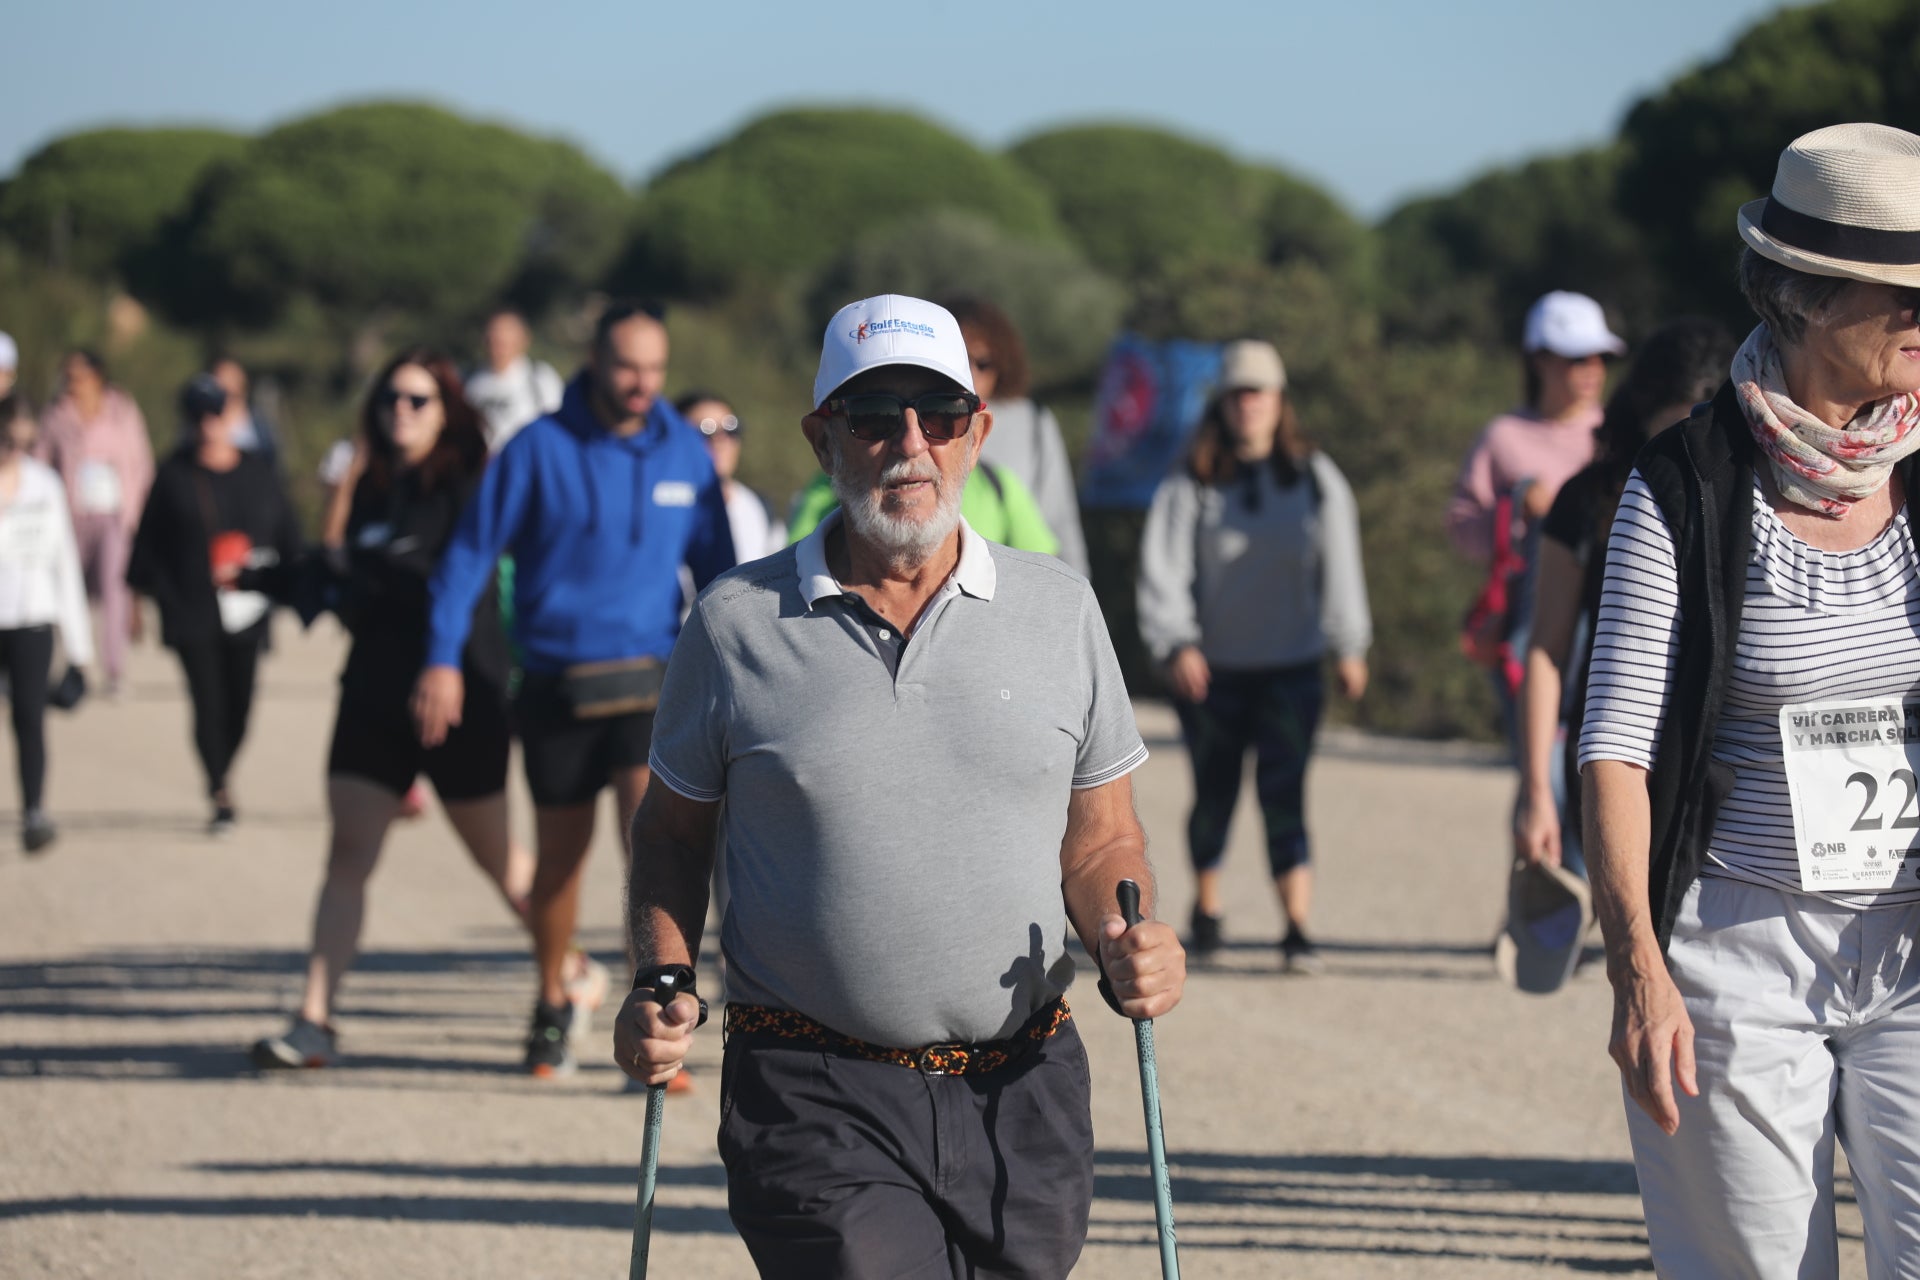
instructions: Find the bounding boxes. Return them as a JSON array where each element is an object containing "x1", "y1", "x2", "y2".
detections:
[
  {"x1": 464, "y1": 308, "x2": 563, "y2": 452},
  {"x1": 676, "y1": 391, "x2": 786, "y2": 563},
  {"x1": 0, "y1": 396, "x2": 94, "y2": 852}
]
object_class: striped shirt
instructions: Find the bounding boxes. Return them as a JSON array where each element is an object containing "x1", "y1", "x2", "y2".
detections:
[{"x1": 1579, "y1": 471, "x2": 1920, "y2": 908}]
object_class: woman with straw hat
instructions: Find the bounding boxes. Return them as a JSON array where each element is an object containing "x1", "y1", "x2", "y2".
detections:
[{"x1": 1582, "y1": 123, "x2": 1920, "y2": 1272}]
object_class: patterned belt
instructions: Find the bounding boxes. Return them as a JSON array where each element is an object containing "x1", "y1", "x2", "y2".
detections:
[{"x1": 723, "y1": 998, "x2": 1072, "y2": 1077}]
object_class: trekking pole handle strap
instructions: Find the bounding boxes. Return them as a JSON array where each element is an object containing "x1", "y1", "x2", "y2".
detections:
[{"x1": 632, "y1": 963, "x2": 710, "y2": 1027}]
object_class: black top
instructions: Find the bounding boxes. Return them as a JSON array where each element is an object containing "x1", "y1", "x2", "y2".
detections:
[
  {"x1": 128, "y1": 449, "x2": 301, "y2": 649},
  {"x1": 337, "y1": 468, "x2": 507, "y2": 702}
]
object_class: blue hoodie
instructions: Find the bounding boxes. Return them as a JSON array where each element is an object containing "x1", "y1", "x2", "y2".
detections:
[{"x1": 426, "y1": 374, "x2": 735, "y2": 672}]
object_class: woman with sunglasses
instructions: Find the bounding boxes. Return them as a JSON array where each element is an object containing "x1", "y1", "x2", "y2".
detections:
[
  {"x1": 676, "y1": 391, "x2": 785, "y2": 561},
  {"x1": 129, "y1": 375, "x2": 300, "y2": 833},
  {"x1": 1138, "y1": 339, "x2": 1372, "y2": 973},
  {"x1": 251, "y1": 350, "x2": 585, "y2": 1070}
]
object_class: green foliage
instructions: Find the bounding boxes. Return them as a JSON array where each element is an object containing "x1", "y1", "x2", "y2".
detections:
[
  {"x1": 179, "y1": 102, "x2": 629, "y2": 326},
  {"x1": 1010, "y1": 125, "x2": 1268, "y2": 281},
  {"x1": 807, "y1": 209, "x2": 1126, "y2": 389},
  {"x1": 1618, "y1": 0, "x2": 1920, "y2": 322},
  {"x1": 1378, "y1": 146, "x2": 1658, "y2": 347},
  {"x1": 621, "y1": 109, "x2": 1064, "y2": 298},
  {"x1": 0, "y1": 128, "x2": 248, "y2": 279}
]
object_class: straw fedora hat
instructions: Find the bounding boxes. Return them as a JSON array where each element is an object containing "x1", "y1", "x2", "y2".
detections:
[{"x1": 1738, "y1": 122, "x2": 1920, "y2": 288}]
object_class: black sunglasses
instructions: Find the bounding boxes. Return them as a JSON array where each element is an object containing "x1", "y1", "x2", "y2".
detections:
[
  {"x1": 377, "y1": 388, "x2": 437, "y2": 412},
  {"x1": 825, "y1": 391, "x2": 981, "y2": 443}
]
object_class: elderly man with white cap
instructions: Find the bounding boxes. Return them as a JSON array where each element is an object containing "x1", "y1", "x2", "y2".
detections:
[
  {"x1": 613, "y1": 294, "x2": 1185, "y2": 1277},
  {"x1": 1582, "y1": 123, "x2": 1920, "y2": 1274}
]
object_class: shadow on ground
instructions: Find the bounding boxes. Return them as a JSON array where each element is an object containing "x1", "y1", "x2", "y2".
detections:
[{"x1": 0, "y1": 1150, "x2": 1652, "y2": 1269}]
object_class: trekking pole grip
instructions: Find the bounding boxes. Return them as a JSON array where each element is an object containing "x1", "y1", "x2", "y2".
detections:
[{"x1": 1118, "y1": 878, "x2": 1143, "y2": 930}]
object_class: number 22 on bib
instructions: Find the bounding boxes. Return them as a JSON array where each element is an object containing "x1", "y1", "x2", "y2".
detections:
[{"x1": 1780, "y1": 699, "x2": 1920, "y2": 891}]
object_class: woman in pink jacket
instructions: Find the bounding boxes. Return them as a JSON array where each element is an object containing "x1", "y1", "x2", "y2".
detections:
[{"x1": 39, "y1": 350, "x2": 154, "y2": 695}]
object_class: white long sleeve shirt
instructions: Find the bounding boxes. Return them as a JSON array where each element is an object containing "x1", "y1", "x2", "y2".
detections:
[{"x1": 0, "y1": 459, "x2": 95, "y2": 664}]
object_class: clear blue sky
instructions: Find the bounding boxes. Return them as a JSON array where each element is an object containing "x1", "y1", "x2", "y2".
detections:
[{"x1": 6, "y1": 0, "x2": 1785, "y2": 218}]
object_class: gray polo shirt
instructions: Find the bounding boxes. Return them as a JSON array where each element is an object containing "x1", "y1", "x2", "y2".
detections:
[{"x1": 649, "y1": 512, "x2": 1148, "y2": 1048}]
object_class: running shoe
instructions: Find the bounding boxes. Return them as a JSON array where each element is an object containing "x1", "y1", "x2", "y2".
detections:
[
  {"x1": 1188, "y1": 905, "x2": 1224, "y2": 958},
  {"x1": 208, "y1": 803, "x2": 236, "y2": 836},
  {"x1": 525, "y1": 999, "x2": 577, "y2": 1079},
  {"x1": 251, "y1": 1018, "x2": 337, "y2": 1070},
  {"x1": 1281, "y1": 926, "x2": 1325, "y2": 976},
  {"x1": 564, "y1": 952, "x2": 610, "y2": 1015},
  {"x1": 21, "y1": 810, "x2": 57, "y2": 854}
]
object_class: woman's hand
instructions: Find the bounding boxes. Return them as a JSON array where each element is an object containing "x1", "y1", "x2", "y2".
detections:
[
  {"x1": 410, "y1": 665, "x2": 464, "y2": 749},
  {"x1": 1608, "y1": 952, "x2": 1699, "y2": 1136},
  {"x1": 1512, "y1": 790, "x2": 1561, "y2": 867},
  {"x1": 1165, "y1": 646, "x2": 1210, "y2": 704},
  {"x1": 1336, "y1": 656, "x2": 1368, "y2": 702}
]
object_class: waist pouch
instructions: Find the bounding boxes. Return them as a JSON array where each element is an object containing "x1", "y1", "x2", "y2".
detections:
[
  {"x1": 556, "y1": 657, "x2": 663, "y2": 719},
  {"x1": 723, "y1": 998, "x2": 1071, "y2": 1076}
]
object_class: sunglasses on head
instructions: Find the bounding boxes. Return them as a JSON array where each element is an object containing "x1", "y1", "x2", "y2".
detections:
[
  {"x1": 824, "y1": 391, "x2": 981, "y2": 443},
  {"x1": 377, "y1": 388, "x2": 436, "y2": 412},
  {"x1": 697, "y1": 414, "x2": 741, "y2": 436}
]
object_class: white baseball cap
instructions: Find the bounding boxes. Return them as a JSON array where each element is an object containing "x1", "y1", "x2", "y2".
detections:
[
  {"x1": 812, "y1": 295, "x2": 975, "y2": 409},
  {"x1": 0, "y1": 333, "x2": 16, "y2": 373},
  {"x1": 1522, "y1": 292, "x2": 1626, "y2": 359}
]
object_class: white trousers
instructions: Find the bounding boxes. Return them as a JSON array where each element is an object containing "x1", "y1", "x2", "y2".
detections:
[{"x1": 1629, "y1": 877, "x2": 1920, "y2": 1278}]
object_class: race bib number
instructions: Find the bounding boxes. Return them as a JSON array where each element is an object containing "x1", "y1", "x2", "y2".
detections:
[
  {"x1": 75, "y1": 461, "x2": 122, "y2": 515},
  {"x1": 1780, "y1": 699, "x2": 1920, "y2": 891}
]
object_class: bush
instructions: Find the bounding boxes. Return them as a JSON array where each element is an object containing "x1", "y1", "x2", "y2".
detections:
[
  {"x1": 178, "y1": 101, "x2": 630, "y2": 325},
  {"x1": 1008, "y1": 125, "x2": 1268, "y2": 281},
  {"x1": 0, "y1": 128, "x2": 248, "y2": 280},
  {"x1": 621, "y1": 109, "x2": 1064, "y2": 298},
  {"x1": 806, "y1": 209, "x2": 1126, "y2": 390}
]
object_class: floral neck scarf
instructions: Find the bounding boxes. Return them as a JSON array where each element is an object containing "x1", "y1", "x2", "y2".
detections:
[{"x1": 1734, "y1": 324, "x2": 1920, "y2": 516}]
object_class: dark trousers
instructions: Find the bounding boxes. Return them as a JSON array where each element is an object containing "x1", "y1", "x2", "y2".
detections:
[
  {"x1": 173, "y1": 627, "x2": 262, "y2": 798},
  {"x1": 0, "y1": 626, "x2": 53, "y2": 811},
  {"x1": 1175, "y1": 661, "x2": 1325, "y2": 878},
  {"x1": 719, "y1": 1022, "x2": 1095, "y2": 1279}
]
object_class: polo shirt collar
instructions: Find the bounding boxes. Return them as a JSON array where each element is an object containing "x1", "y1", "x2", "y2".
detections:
[{"x1": 796, "y1": 509, "x2": 997, "y2": 609}]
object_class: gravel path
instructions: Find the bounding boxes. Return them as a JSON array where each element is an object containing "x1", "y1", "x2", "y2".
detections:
[{"x1": 0, "y1": 620, "x2": 1867, "y2": 1277}]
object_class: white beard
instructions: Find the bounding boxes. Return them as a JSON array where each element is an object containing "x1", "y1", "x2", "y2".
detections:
[{"x1": 828, "y1": 436, "x2": 967, "y2": 564}]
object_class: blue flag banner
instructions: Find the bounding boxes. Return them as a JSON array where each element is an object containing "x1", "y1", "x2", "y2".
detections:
[{"x1": 1080, "y1": 336, "x2": 1224, "y2": 510}]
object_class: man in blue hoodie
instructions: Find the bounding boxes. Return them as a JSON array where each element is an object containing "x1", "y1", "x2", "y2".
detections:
[{"x1": 415, "y1": 300, "x2": 734, "y2": 1078}]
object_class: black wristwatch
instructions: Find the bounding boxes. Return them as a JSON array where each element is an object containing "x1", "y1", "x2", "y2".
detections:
[{"x1": 632, "y1": 963, "x2": 710, "y2": 1028}]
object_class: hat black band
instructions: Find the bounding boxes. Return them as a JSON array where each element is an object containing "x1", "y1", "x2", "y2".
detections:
[{"x1": 1761, "y1": 199, "x2": 1920, "y2": 265}]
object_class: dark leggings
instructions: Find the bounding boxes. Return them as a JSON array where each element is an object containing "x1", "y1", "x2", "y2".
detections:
[
  {"x1": 1175, "y1": 662, "x2": 1325, "y2": 878},
  {"x1": 173, "y1": 627, "x2": 263, "y2": 798},
  {"x1": 0, "y1": 626, "x2": 52, "y2": 811}
]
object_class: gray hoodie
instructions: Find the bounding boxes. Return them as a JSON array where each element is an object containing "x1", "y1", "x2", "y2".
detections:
[{"x1": 1137, "y1": 452, "x2": 1371, "y2": 669}]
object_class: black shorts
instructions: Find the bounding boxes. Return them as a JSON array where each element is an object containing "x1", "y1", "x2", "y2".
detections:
[
  {"x1": 514, "y1": 677, "x2": 654, "y2": 808},
  {"x1": 327, "y1": 682, "x2": 510, "y2": 803}
]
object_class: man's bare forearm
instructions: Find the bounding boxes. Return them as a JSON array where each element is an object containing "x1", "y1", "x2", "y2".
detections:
[
  {"x1": 1058, "y1": 776, "x2": 1152, "y2": 957},
  {"x1": 625, "y1": 788, "x2": 720, "y2": 973}
]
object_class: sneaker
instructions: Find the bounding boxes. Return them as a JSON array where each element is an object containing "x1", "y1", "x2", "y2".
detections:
[
  {"x1": 563, "y1": 952, "x2": 610, "y2": 1015},
  {"x1": 526, "y1": 1000, "x2": 577, "y2": 1079},
  {"x1": 251, "y1": 1018, "x2": 336, "y2": 1070},
  {"x1": 208, "y1": 804, "x2": 236, "y2": 836},
  {"x1": 1281, "y1": 926, "x2": 1326, "y2": 976},
  {"x1": 1188, "y1": 905, "x2": 1224, "y2": 958},
  {"x1": 22, "y1": 810, "x2": 57, "y2": 854}
]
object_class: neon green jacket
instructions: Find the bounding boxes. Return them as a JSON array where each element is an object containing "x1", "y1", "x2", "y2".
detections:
[{"x1": 786, "y1": 462, "x2": 1060, "y2": 555}]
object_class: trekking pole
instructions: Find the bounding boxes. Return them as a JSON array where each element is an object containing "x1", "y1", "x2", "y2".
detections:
[
  {"x1": 1117, "y1": 878, "x2": 1181, "y2": 1279},
  {"x1": 629, "y1": 973, "x2": 685, "y2": 1280}
]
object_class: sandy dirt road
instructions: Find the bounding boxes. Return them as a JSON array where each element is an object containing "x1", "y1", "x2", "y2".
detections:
[{"x1": 0, "y1": 620, "x2": 1867, "y2": 1277}]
